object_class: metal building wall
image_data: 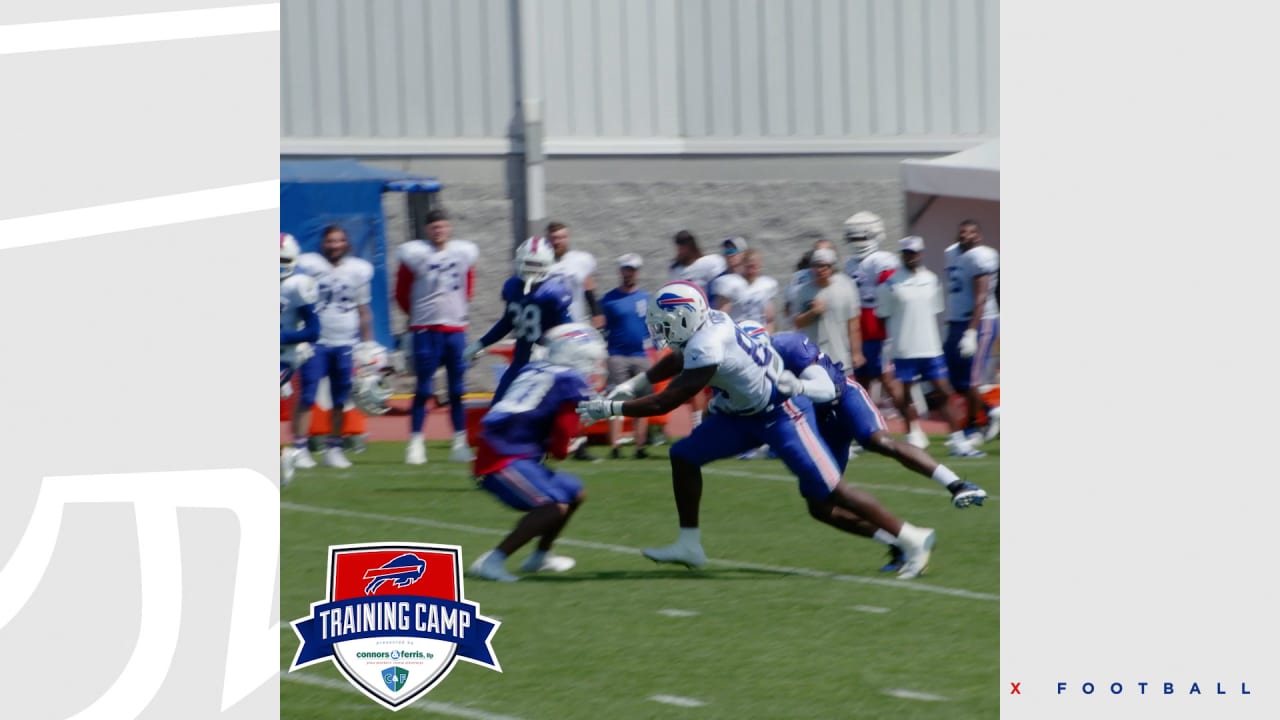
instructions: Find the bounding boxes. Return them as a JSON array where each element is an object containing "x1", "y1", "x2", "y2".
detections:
[{"x1": 282, "y1": 0, "x2": 997, "y2": 155}]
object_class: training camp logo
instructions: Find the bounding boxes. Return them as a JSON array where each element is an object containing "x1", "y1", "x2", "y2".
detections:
[{"x1": 289, "y1": 543, "x2": 501, "y2": 711}]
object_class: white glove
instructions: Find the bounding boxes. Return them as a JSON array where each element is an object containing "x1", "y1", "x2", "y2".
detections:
[
  {"x1": 294, "y1": 342, "x2": 314, "y2": 367},
  {"x1": 775, "y1": 370, "x2": 805, "y2": 398},
  {"x1": 959, "y1": 328, "x2": 979, "y2": 358},
  {"x1": 463, "y1": 341, "x2": 486, "y2": 362},
  {"x1": 577, "y1": 398, "x2": 623, "y2": 423},
  {"x1": 606, "y1": 373, "x2": 652, "y2": 401}
]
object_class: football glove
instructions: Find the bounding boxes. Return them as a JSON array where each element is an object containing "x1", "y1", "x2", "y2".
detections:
[
  {"x1": 294, "y1": 341, "x2": 315, "y2": 367},
  {"x1": 606, "y1": 373, "x2": 652, "y2": 401},
  {"x1": 577, "y1": 398, "x2": 622, "y2": 423},
  {"x1": 959, "y1": 329, "x2": 979, "y2": 358},
  {"x1": 463, "y1": 341, "x2": 486, "y2": 362},
  {"x1": 775, "y1": 370, "x2": 805, "y2": 398}
]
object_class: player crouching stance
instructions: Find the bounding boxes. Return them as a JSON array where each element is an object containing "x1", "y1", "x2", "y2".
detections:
[
  {"x1": 469, "y1": 324, "x2": 607, "y2": 582},
  {"x1": 579, "y1": 282, "x2": 937, "y2": 579}
]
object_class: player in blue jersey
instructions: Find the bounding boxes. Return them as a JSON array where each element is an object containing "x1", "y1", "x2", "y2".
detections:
[
  {"x1": 280, "y1": 233, "x2": 320, "y2": 487},
  {"x1": 469, "y1": 324, "x2": 608, "y2": 582},
  {"x1": 578, "y1": 281, "x2": 938, "y2": 579},
  {"x1": 465, "y1": 236, "x2": 575, "y2": 404}
]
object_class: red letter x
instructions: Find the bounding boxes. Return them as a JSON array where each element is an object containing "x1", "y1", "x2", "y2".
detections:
[{"x1": 1010, "y1": 682, "x2": 1022, "y2": 695}]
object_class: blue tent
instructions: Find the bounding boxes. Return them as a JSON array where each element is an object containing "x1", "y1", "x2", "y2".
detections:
[{"x1": 280, "y1": 159, "x2": 442, "y2": 349}]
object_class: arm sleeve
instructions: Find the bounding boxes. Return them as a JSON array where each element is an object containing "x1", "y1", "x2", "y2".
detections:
[
  {"x1": 478, "y1": 312, "x2": 514, "y2": 347},
  {"x1": 547, "y1": 402, "x2": 582, "y2": 459},
  {"x1": 799, "y1": 365, "x2": 837, "y2": 403}
]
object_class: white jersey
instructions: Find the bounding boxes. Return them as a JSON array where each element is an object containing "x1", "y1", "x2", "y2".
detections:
[
  {"x1": 711, "y1": 274, "x2": 778, "y2": 324},
  {"x1": 944, "y1": 244, "x2": 1000, "y2": 322},
  {"x1": 399, "y1": 239, "x2": 480, "y2": 327},
  {"x1": 280, "y1": 273, "x2": 319, "y2": 364},
  {"x1": 790, "y1": 274, "x2": 860, "y2": 369},
  {"x1": 296, "y1": 253, "x2": 373, "y2": 347},
  {"x1": 669, "y1": 254, "x2": 727, "y2": 296},
  {"x1": 682, "y1": 310, "x2": 784, "y2": 415},
  {"x1": 547, "y1": 249, "x2": 597, "y2": 323},
  {"x1": 876, "y1": 268, "x2": 945, "y2": 359},
  {"x1": 843, "y1": 250, "x2": 902, "y2": 315}
]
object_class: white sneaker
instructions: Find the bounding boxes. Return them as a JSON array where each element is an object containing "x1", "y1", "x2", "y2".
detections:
[
  {"x1": 906, "y1": 430, "x2": 929, "y2": 450},
  {"x1": 642, "y1": 542, "x2": 707, "y2": 569},
  {"x1": 449, "y1": 434, "x2": 475, "y2": 463},
  {"x1": 897, "y1": 526, "x2": 937, "y2": 580},
  {"x1": 519, "y1": 552, "x2": 576, "y2": 574},
  {"x1": 984, "y1": 407, "x2": 1001, "y2": 442},
  {"x1": 405, "y1": 437, "x2": 427, "y2": 465},
  {"x1": 281, "y1": 448, "x2": 296, "y2": 488},
  {"x1": 469, "y1": 551, "x2": 520, "y2": 582},
  {"x1": 293, "y1": 449, "x2": 317, "y2": 469},
  {"x1": 947, "y1": 437, "x2": 987, "y2": 458},
  {"x1": 323, "y1": 447, "x2": 352, "y2": 469}
]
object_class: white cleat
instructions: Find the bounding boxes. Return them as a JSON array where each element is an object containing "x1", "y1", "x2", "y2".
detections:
[
  {"x1": 293, "y1": 449, "x2": 317, "y2": 469},
  {"x1": 469, "y1": 551, "x2": 520, "y2": 582},
  {"x1": 449, "y1": 435, "x2": 475, "y2": 463},
  {"x1": 519, "y1": 552, "x2": 576, "y2": 574},
  {"x1": 280, "y1": 449, "x2": 296, "y2": 488},
  {"x1": 322, "y1": 447, "x2": 353, "y2": 469},
  {"x1": 906, "y1": 431, "x2": 929, "y2": 450},
  {"x1": 405, "y1": 438, "x2": 427, "y2": 465},
  {"x1": 642, "y1": 542, "x2": 707, "y2": 569},
  {"x1": 984, "y1": 407, "x2": 1001, "y2": 442},
  {"x1": 897, "y1": 527, "x2": 937, "y2": 580}
]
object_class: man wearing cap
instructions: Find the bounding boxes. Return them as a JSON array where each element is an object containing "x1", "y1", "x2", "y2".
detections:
[
  {"x1": 709, "y1": 236, "x2": 748, "y2": 311},
  {"x1": 790, "y1": 246, "x2": 863, "y2": 372},
  {"x1": 600, "y1": 254, "x2": 652, "y2": 459},
  {"x1": 877, "y1": 237, "x2": 985, "y2": 457}
]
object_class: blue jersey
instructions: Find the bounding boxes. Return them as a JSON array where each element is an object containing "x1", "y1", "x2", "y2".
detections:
[
  {"x1": 601, "y1": 287, "x2": 650, "y2": 356},
  {"x1": 480, "y1": 362, "x2": 591, "y2": 460},
  {"x1": 480, "y1": 276, "x2": 574, "y2": 368},
  {"x1": 771, "y1": 332, "x2": 847, "y2": 404}
]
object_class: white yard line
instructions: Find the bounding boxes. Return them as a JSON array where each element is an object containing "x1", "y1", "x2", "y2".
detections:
[
  {"x1": 882, "y1": 688, "x2": 950, "y2": 702},
  {"x1": 283, "y1": 671, "x2": 529, "y2": 720},
  {"x1": 649, "y1": 694, "x2": 707, "y2": 708},
  {"x1": 657, "y1": 609, "x2": 700, "y2": 618},
  {"x1": 850, "y1": 605, "x2": 892, "y2": 614},
  {"x1": 282, "y1": 503, "x2": 999, "y2": 602}
]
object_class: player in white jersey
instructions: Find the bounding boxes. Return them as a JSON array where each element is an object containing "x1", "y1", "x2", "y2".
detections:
[
  {"x1": 578, "y1": 281, "x2": 938, "y2": 579},
  {"x1": 842, "y1": 211, "x2": 918, "y2": 443},
  {"x1": 942, "y1": 220, "x2": 1001, "y2": 443},
  {"x1": 395, "y1": 208, "x2": 481, "y2": 464},
  {"x1": 544, "y1": 221, "x2": 602, "y2": 328},
  {"x1": 876, "y1": 236, "x2": 985, "y2": 457},
  {"x1": 290, "y1": 224, "x2": 375, "y2": 470},
  {"x1": 280, "y1": 233, "x2": 319, "y2": 487}
]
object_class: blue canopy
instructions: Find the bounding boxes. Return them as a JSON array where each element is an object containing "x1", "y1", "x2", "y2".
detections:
[{"x1": 280, "y1": 160, "x2": 442, "y2": 349}]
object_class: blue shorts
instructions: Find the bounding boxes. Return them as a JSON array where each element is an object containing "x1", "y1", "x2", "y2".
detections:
[
  {"x1": 299, "y1": 344, "x2": 354, "y2": 409},
  {"x1": 853, "y1": 339, "x2": 892, "y2": 381},
  {"x1": 893, "y1": 356, "x2": 949, "y2": 384},
  {"x1": 816, "y1": 379, "x2": 889, "y2": 473},
  {"x1": 670, "y1": 397, "x2": 843, "y2": 501},
  {"x1": 479, "y1": 458, "x2": 584, "y2": 512},
  {"x1": 944, "y1": 319, "x2": 999, "y2": 392}
]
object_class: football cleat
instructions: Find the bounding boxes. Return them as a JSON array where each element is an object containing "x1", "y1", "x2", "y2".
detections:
[
  {"x1": 293, "y1": 449, "x2": 317, "y2": 470},
  {"x1": 405, "y1": 437, "x2": 427, "y2": 465},
  {"x1": 322, "y1": 447, "x2": 352, "y2": 469},
  {"x1": 984, "y1": 407, "x2": 1001, "y2": 442},
  {"x1": 449, "y1": 434, "x2": 475, "y2": 463},
  {"x1": 642, "y1": 542, "x2": 707, "y2": 569},
  {"x1": 947, "y1": 480, "x2": 988, "y2": 508},
  {"x1": 519, "y1": 552, "x2": 576, "y2": 574},
  {"x1": 905, "y1": 431, "x2": 929, "y2": 450},
  {"x1": 280, "y1": 448, "x2": 296, "y2": 488},
  {"x1": 897, "y1": 526, "x2": 936, "y2": 580},
  {"x1": 879, "y1": 545, "x2": 905, "y2": 572},
  {"x1": 469, "y1": 551, "x2": 520, "y2": 583}
]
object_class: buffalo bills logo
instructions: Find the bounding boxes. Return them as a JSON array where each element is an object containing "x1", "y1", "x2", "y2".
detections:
[
  {"x1": 362, "y1": 553, "x2": 427, "y2": 595},
  {"x1": 656, "y1": 292, "x2": 696, "y2": 310}
]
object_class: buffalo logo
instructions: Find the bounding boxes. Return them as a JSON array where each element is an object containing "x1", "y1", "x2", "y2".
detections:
[
  {"x1": 290, "y1": 543, "x2": 501, "y2": 711},
  {"x1": 363, "y1": 553, "x2": 426, "y2": 595},
  {"x1": 656, "y1": 292, "x2": 697, "y2": 310}
]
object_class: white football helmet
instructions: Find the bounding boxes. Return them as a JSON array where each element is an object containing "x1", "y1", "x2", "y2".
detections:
[
  {"x1": 647, "y1": 281, "x2": 710, "y2": 350},
  {"x1": 515, "y1": 236, "x2": 556, "y2": 293},
  {"x1": 843, "y1": 211, "x2": 886, "y2": 261},
  {"x1": 280, "y1": 233, "x2": 300, "y2": 279},
  {"x1": 738, "y1": 320, "x2": 771, "y2": 345},
  {"x1": 352, "y1": 341, "x2": 389, "y2": 378},
  {"x1": 543, "y1": 323, "x2": 608, "y2": 380},
  {"x1": 352, "y1": 374, "x2": 394, "y2": 416}
]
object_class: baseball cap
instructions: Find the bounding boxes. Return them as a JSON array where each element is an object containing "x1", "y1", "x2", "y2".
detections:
[
  {"x1": 722, "y1": 236, "x2": 748, "y2": 255},
  {"x1": 618, "y1": 253, "x2": 643, "y2": 269},
  {"x1": 899, "y1": 235, "x2": 925, "y2": 253},
  {"x1": 811, "y1": 247, "x2": 838, "y2": 266}
]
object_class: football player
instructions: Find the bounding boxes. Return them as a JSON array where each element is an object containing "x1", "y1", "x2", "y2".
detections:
[
  {"x1": 469, "y1": 324, "x2": 608, "y2": 582},
  {"x1": 465, "y1": 236, "x2": 575, "y2": 403},
  {"x1": 544, "y1": 221, "x2": 602, "y2": 328},
  {"x1": 280, "y1": 232, "x2": 319, "y2": 487},
  {"x1": 943, "y1": 220, "x2": 1001, "y2": 444},
  {"x1": 578, "y1": 281, "x2": 938, "y2": 579}
]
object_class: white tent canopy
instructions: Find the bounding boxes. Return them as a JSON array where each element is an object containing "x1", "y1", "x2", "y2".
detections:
[{"x1": 902, "y1": 140, "x2": 1000, "y2": 202}]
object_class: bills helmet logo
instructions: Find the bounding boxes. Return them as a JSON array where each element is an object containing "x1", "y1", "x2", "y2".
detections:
[
  {"x1": 656, "y1": 292, "x2": 697, "y2": 310},
  {"x1": 363, "y1": 553, "x2": 427, "y2": 595}
]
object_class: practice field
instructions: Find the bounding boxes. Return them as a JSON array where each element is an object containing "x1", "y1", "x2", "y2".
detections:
[{"x1": 281, "y1": 439, "x2": 999, "y2": 720}]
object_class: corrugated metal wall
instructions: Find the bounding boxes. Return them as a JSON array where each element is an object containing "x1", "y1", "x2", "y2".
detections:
[{"x1": 282, "y1": 0, "x2": 997, "y2": 153}]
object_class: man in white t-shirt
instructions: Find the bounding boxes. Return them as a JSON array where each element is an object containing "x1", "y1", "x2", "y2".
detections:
[
  {"x1": 790, "y1": 247, "x2": 863, "y2": 372},
  {"x1": 395, "y1": 209, "x2": 480, "y2": 465},
  {"x1": 783, "y1": 238, "x2": 836, "y2": 329},
  {"x1": 545, "y1": 221, "x2": 603, "y2": 330},
  {"x1": 877, "y1": 236, "x2": 984, "y2": 457}
]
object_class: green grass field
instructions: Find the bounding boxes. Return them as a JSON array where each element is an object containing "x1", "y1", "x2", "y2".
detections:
[{"x1": 281, "y1": 437, "x2": 999, "y2": 720}]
